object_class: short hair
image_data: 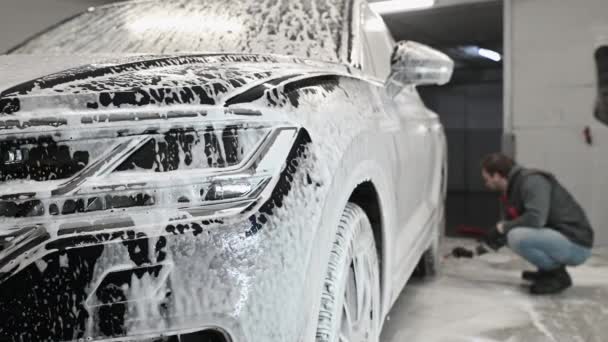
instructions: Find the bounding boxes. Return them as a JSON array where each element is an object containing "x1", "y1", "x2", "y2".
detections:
[{"x1": 481, "y1": 153, "x2": 515, "y2": 178}]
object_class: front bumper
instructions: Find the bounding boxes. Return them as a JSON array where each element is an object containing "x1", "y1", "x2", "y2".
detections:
[{"x1": 0, "y1": 131, "x2": 323, "y2": 342}]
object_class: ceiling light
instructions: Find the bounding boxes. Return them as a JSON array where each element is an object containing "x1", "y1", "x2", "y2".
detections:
[
  {"x1": 478, "y1": 48, "x2": 502, "y2": 62},
  {"x1": 370, "y1": 0, "x2": 435, "y2": 14}
]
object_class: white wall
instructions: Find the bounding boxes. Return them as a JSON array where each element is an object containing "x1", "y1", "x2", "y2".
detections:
[
  {"x1": 507, "y1": 0, "x2": 608, "y2": 246},
  {"x1": 0, "y1": 0, "x2": 113, "y2": 53}
]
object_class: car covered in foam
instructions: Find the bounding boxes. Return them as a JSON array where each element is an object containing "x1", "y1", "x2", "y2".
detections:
[{"x1": 0, "y1": 0, "x2": 453, "y2": 341}]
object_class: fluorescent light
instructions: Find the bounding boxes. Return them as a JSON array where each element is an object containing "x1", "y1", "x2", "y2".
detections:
[
  {"x1": 370, "y1": 0, "x2": 435, "y2": 14},
  {"x1": 459, "y1": 46, "x2": 502, "y2": 62},
  {"x1": 478, "y1": 48, "x2": 502, "y2": 62}
]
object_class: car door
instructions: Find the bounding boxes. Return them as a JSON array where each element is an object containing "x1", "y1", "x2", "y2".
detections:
[
  {"x1": 388, "y1": 90, "x2": 435, "y2": 254},
  {"x1": 360, "y1": 5, "x2": 436, "y2": 279}
]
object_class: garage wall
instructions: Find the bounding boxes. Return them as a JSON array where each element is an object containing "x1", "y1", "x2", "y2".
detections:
[
  {"x1": 507, "y1": 0, "x2": 608, "y2": 246},
  {"x1": 0, "y1": 0, "x2": 113, "y2": 53}
]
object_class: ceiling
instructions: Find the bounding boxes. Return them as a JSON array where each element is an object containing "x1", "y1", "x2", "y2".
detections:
[
  {"x1": 381, "y1": 1, "x2": 502, "y2": 48},
  {"x1": 377, "y1": 0, "x2": 503, "y2": 71}
]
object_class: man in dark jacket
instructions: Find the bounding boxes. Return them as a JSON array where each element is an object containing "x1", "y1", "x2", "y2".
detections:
[{"x1": 480, "y1": 153, "x2": 594, "y2": 295}]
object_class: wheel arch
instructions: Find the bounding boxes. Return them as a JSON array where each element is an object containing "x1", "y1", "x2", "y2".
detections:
[{"x1": 347, "y1": 180, "x2": 390, "y2": 318}]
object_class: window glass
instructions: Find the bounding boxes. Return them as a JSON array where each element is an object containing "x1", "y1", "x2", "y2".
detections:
[
  {"x1": 10, "y1": 0, "x2": 351, "y2": 64},
  {"x1": 362, "y1": 6, "x2": 395, "y2": 80}
]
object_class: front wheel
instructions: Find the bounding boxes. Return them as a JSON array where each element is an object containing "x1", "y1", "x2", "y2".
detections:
[{"x1": 316, "y1": 203, "x2": 381, "y2": 342}]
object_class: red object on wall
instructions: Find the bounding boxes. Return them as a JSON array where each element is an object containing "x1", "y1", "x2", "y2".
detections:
[{"x1": 583, "y1": 126, "x2": 593, "y2": 146}]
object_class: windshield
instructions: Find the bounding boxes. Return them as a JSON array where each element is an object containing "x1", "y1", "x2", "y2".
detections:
[{"x1": 9, "y1": 0, "x2": 352, "y2": 64}]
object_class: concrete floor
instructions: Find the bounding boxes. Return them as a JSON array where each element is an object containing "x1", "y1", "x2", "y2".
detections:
[{"x1": 380, "y1": 238, "x2": 608, "y2": 342}]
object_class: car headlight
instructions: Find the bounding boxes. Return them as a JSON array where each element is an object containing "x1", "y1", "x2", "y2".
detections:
[{"x1": 0, "y1": 120, "x2": 299, "y2": 225}]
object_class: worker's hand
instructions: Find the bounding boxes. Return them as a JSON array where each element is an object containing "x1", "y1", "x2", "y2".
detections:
[
  {"x1": 496, "y1": 222, "x2": 505, "y2": 234},
  {"x1": 482, "y1": 225, "x2": 507, "y2": 251}
]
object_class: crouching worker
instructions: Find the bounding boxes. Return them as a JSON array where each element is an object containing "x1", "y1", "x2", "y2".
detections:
[{"x1": 480, "y1": 153, "x2": 594, "y2": 295}]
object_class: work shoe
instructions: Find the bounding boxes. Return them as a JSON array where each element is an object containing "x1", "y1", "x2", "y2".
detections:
[
  {"x1": 522, "y1": 270, "x2": 545, "y2": 282},
  {"x1": 530, "y1": 266, "x2": 572, "y2": 295}
]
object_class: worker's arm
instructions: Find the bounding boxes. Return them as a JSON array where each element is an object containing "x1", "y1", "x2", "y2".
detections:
[{"x1": 502, "y1": 175, "x2": 552, "y2": 233}]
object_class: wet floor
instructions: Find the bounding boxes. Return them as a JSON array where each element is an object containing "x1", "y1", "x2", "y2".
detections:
[{"x1": 380, "y1": 238, "x2": 608, "y2": 342}]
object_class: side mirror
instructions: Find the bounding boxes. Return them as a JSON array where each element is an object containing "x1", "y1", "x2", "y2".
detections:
[{"x1": 386, "y1": 41, "x2": 454, "y2": 97}]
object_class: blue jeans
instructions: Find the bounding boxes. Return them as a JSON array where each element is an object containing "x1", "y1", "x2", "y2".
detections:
[{"x1": 507, "y1": 227, "x2": 592, "y2": 271}]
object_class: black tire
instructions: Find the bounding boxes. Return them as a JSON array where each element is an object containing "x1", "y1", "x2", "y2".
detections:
[
  {"x1": 316, "y1": 203, "x2": 381, "y2": 342},
  {"x1": 413, "y1": 214, "x2": 443, "y2": 278}
]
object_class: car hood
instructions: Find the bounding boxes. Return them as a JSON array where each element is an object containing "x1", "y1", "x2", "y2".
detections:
[{"x1": 0, "y1": 53, "x2": 354, "y2": 119}]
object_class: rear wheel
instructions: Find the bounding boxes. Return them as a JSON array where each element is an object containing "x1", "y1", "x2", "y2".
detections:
[
  {"x1": 413, "y1": 213, "x2": 443, "y2": 278},
  {"x1": 316, "y1": 203, "x2": 381, "y2": 342}
]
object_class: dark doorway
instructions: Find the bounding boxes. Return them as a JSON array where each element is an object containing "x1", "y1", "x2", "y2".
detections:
[{"x1": 379, "y1": 0, "x2": 504, "y2": 236}]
